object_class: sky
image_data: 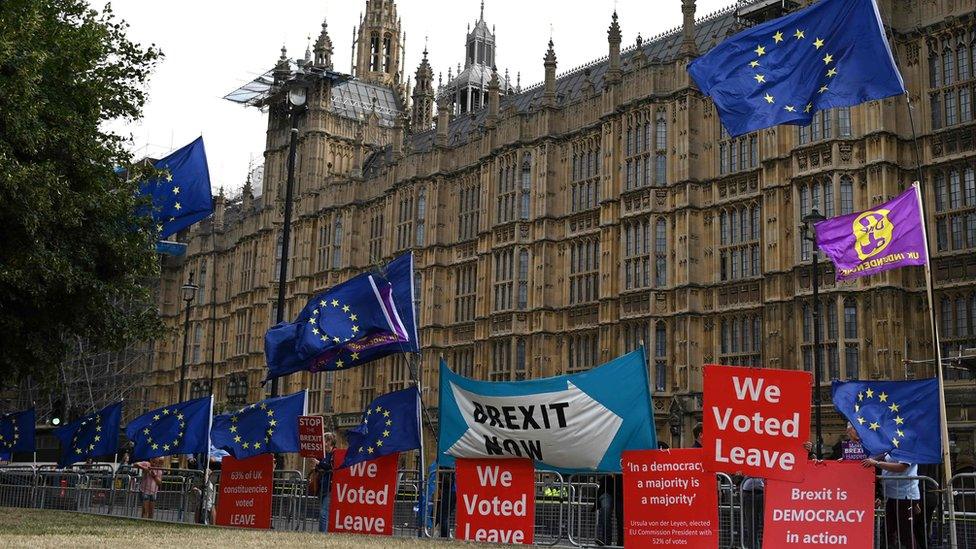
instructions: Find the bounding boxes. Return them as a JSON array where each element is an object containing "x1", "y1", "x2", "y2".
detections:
[{"x1": 94, "y1": 0, "x2": 733, "y2": 195}]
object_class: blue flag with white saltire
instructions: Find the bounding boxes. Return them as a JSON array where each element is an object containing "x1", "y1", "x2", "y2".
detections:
[
  {"x1": 688, "y1": 0, "x2": 905, "y2": 137},
  {"x1": 832, "y1": 379, "x2": 942, "y2": 464},
  {"x1": 138, "y1": 136, "x2": 214, "y2": 238},
  {"x1": 264, "y1": 257, "x2": 411, "y2": 382},
  {"x1": 124, "y1": 397, "x2": 213, "y2": 462},
  {"x1": 438, "y1": 348, "x2": 656, "y2": 473},
  {"x1": 211, "y1": 391, "x2": 305, "y2": 459},
  {"x1": 53, "y1": 402, "x2": 122, "y2": 467},
  {"x1": 340, "y1": 387, "x2": 422, "y2": 469},
  {"x1": 0, "y1": 408, "x2": 35, "y2": 454}
]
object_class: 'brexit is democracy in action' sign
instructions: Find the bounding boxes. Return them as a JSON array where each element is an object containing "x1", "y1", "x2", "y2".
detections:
[{"x1": 437, "y1": 348, "x2": 656, "y2": 472}]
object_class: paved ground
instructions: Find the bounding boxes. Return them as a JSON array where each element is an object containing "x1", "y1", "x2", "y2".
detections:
[{"x1": 0, "y1": 507, "x2": 492, "y2": 549}]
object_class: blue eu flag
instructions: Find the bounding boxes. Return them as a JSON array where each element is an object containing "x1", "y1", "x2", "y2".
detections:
[
  {"x1": 124, "y1": 396, "x2": 213, "y2": 462},
  {"x1": 53, "y1": 402, "x2": 122, "y2": 467},
  {"x1": 832, "y1": 379, "x2": 941, "y2": 464},
  {"x1": 0, "y1": 408, "x2": 35, "y2": 454},
  {"x1": 688, "y1": 0, "x2": 905, "y2": 137},
  {"x1": 138, "y1": 137, "x2": 214, "y2": 239},
  {"x1": 211, "y1": 391, "x2": 304, "y2": 459},
  {"x1": 264, "y1": 264, "x2": 409, "y2": 382},
  {"x1": 341, "y1": 387, "x2": 421, "y2": 469}
]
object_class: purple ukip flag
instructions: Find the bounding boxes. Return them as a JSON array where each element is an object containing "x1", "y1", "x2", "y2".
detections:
[{"x1": 814, "y1": 185, "x2": 928, "y2": 281}]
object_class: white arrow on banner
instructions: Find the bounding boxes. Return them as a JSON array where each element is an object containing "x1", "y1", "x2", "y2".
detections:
[{"x1": 446, "y1": 380, "x2": 623, "y2": 470}]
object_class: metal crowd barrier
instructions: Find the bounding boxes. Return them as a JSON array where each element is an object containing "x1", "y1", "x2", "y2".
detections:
[{"x1": 0, "y1": 463, "x2": 968, "y2": 548}]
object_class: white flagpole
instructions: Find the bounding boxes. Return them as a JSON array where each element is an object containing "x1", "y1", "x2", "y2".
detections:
[
  {"x1": 203, "y1": 394, "x2": 215, "y2": 525},
  {"x1": 912, "y1": 182, "x2": 956, "y2": 548}
]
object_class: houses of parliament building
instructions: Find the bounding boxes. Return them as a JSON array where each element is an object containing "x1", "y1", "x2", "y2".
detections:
[{"x1": 148, "y1": 0, "x2": 976, "y2": 469}]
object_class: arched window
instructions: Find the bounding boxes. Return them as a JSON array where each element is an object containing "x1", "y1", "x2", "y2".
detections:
[
  {"x1": 940, "y1": 297, "x2": 952, "y2": 337},
  {"x1": 197, "y1": 259, "x2": 208, "y2": 305},
  {"x1": 844, "y1": 298, "x2": 858, "y2": 339},
  {"x1": 840, "y1": 176, "x2": 854, "y2": 214},
  {"x1": 822, "y1": 179, "x2": 834, "y2": 217},
  {"x1": 958, "y1": 44, "x2": 970, "y2": 81},
  {"x1": 415, "y1": 189, "x2": 426, "y2": 246},
  {"x1": 654, "y1": 321, "x2": 667, "y2": 392},
  {"x1": 383, "y1": 34, "x2": 392, "y2": 73},
  {"x1": 802, "y1": 304, "x2": 812, "y2": 343},
  {"x1": 720, "y1": 211, "x2": 729, "y2": 245},
  {"x1": 332, "y1": 219, "x2": 343, "y2": 269},
  {"x1": 370, "y1": 33, "x2": 381, "y2": 72},
  {"x1": 515, "y1": 339, "x2": 526, "y2": 380},
  {"x1": 273, "y1": 234, "x2": 283, "y2": 281},
  {"x1": 192, "y1": 324, "x2": 203, "y2": 363},
  {"x1": 517, "y1": 249, "x2": 529, "y2": 310},
  {"x1": 655, "y1": 219, "x2": 667, "y2": 287},
  {"x1": 957, "y1": 297, "x2": 968, "y2": 338},
  {"x1": 751, "y1": 205, "x2": 761, "y2": 241},
  {"x1": 520, "y1": 154, "x2": 532, "y2": 220},
  {"x1": 943, "y1": 41, "x2": 955, "y2": 85}
]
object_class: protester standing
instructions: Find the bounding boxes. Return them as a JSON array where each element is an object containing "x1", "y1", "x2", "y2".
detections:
[
  {"x1": 864, "y1": 454, "x2": 919, "y2": 549},
  {"x1": 595, "y1": 474, "x2": 624, "y2": 546},
  {"x1": 134, "y1": 457, "x2": 164, "y2": 519},
  {"x1": 691, "y1": 423, "x2": 703, "y2": 448},
  {"x1": 308, "y1": 432, "x2": 336, "y2": 533}
]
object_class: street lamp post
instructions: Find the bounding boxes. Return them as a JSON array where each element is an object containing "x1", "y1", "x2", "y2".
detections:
[
  {"x1": 801, "y1": 209, "x2": 826, "y2": 459},
  {"x1": 270, "y1": 81, "x2": 308, "y2": 399},
  {"x1": 179, "y1": 272, "x2": 199, "y2": 402}
]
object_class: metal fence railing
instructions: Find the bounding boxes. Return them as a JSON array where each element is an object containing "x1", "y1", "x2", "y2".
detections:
[{"x1": 0, "y1": 463, "x2": 969, "y2": 548}]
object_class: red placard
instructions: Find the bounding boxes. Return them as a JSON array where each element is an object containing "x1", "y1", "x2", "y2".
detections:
[
  {"x1": 702, "y1": 365, "x2": 812, "y2": 482},
  {"x1": 622, "y1": 449, "x2": 719, "y2": 548},
  {"x1": 328, "y1": 449, "x2": 398, "y2": 535},
  {"x1": 298, "y1": 415, "x2": 325, "y2": 459},
  {"x1": 215, "y1": 454, "x2": 273, "y2": 529},
  {"x1": 455, "y1": 458, "x2": 535, "y2": 545},
  {"x1": 763, "y1": 460, "x2": 875, "y2": 548}
]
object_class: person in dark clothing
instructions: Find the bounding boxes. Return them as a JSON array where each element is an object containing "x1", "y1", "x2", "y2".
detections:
[
  {"x1": 595, "y1": 474, "x2": 624, "y2": 546},
  {"x1": 436, "y1": 471, "x2": 456, "y2": 538},
  {"x1": 692, "y1": 423, "x2": 704, "y2": 448},
  {"x1": 307, "y1": 431, "x2": 336, "y2": 533}
]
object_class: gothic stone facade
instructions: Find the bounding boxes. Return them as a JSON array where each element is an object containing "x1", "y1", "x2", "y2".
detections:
[{"x1": 148, "y1": 0, "x2": 976, "y2": 470}]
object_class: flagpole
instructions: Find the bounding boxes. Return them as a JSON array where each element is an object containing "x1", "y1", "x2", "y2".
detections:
[
  {"x1": 203, "y1": 394, "x2": 214, "y2": 526},
  {"x1": 910, "y1": 182, "x2": 956, "y2": 547},
  {"x1": 410, "y1": 352, "x2": 426, "y2": 537}
]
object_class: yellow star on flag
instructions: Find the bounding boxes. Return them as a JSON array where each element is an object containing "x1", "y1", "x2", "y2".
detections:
[
  {"x1": 894, "y1": 416, "x2": 904, "y2": 425},
  {"x1": 367, "y1": 447, "x2": 374, "y2": 454},
  {"x1": 889, "y1": 403, "x2": 899, "y2": 412},
  {"x1": 242, "y1": 442, "x2": 249, "y2": 449},
  {"x1": 230, "y1": 426, "x2": 237, "y2": 433},
  {"x1": 172, "y1": 186, "x2": 180, "y2": 194},
  {"x1": 822, "y1": 53, "x2": 833, "y2": 65},
  {"x1": 351, "y1": 352, "x2": 359, "y2": 360},
  {"x1": 254, "y1": 442, "x2": 261, "y2": 450},
  {"x1": 764, "y1": 93, "x2": 774, "y2": 104},
  {"x1": 865, "y1": 389, "x2": 874, "y2": 398},
  {"x1": 826, "y1": 68, "x2": 838, "y2": 78},
  {"x1": 754, "y1": 45, "x2": 766, "y2": 56},
  {"x1": 342, "y1": 305, "x2": 350, "y2": 313},
  {"x1": 896, "y1": 429, "x2": 905, "y2": 438},
  {"x1": 772, "y1": 31, "x2": 783, "y2": 43},
  {"x1": 336, "y1": 360, "x2": 344, "y2": 368},
  {"x1": 174, "y1": 202, "x2": 181, "y2": 210},
  {"x1": 152, "y1": 444, "x2": 158, "y2": 450},
  {"x1": 320, "y1": 300, "x2": 326, "y2": 307},
  {"x1": 270, "y1": 420, "x2": 277, "y2": 426},
  {"x1": 350, "y1": 314, "x2": 358, "y2": 322},
  {"x1": 857, "y1": 416, "x2": 865, "y2": 425},
  {"x1": 153, "y1": 415, "x2": 160, "y2": 421},
  {"x1": 804, "y1": 103, "x2": 813, "y2": 113},
  {"x1": 794, "y1": 29, "x2": 805, "y2": 39},
  {"x1": 869, "y1": 422, "x2": 880, "y2": 431},
  {"x1": 749, "y1": 60, "x2": 760, "y2": 68},
  {"x1": 386, "y1": 420, "x2": 392, "y2": 426},
  {"x1": 163, "y1": 444, "x2": 170, "y2": 451},
  {"x1": 331, "y1": 299, "x2": 339, "y2": 307},
  {"x1": 785, "y1": 105, "x2": 796, "y2": 112},
  {"x1": 813, "y1": 38, "x2": 824, "y2": 49},
  {"x1": 351, "y1": 325, "x2": 359, "y2": 333},
  {"x1": 879, "y1": 392, "x2": 888, "y2": 402},
  {"x1": 819, "y1": 85, "x2": 829, "y2": 94},
  {"x1": 234, "y1": 435, "x2": 241, "y2": 443},
  {"x1": 892, "y1": 438, "x2": 900, "y2": 448},
  {"x1": 383, "y1": 430, "x2": 390, "y2": 437},
  {"x1": 754, "y1": 74, "x2": 766, "y2": 84}
]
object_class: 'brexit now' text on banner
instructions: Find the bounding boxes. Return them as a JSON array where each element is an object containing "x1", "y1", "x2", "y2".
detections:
[{"x1": 438, "y1": 348, "x2": 656, "y2": 473}]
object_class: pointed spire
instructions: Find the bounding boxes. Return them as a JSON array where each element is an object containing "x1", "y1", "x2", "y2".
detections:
[
  {"x1": 304, "y1": 35, "x2": 312, "y2": 63},
  {"x1": 679, "y1": 0, "x2": 698, "y2": 58},
  {"x1": 607, "y1": 11, "x2": 622, "y2": 85},
  {"x1": 543, "y1": 40, "x2": 557, "y2": 106},
  {"x1": 314, "y1": 18, "x2": 334, "y2": 68},
  {"x1": 480, "y1": 0, "x2": 485, "y2": 21},
  {"x1": 544, "y1": 39, "x2": 557, "y2": 67}
]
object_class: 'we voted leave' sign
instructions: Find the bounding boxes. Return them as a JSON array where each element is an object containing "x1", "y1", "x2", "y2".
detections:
[
  {"x1": 455, "y1": 458, "x2": 535, "y2": 545},
  {"x1": 329, "y1": 449, "x2": 397, "y2": 535},
  {"x1": 702, "y1": 365, "x2": 812, "y2": 482}
]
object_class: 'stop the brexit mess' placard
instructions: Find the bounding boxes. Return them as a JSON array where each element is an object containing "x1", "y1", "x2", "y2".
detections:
[{"x1": 702, "y1": 365, "x2": 812, "y2": 482}]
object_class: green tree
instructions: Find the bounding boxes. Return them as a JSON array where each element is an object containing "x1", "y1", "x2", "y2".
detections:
[{"x1": 0, "y1": 0, "x2": 164, "y2": 385}]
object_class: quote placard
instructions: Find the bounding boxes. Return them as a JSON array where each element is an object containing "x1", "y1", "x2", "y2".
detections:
[
  {"x1": 622, "y1": 449, "x2": 719, "y2": 548},
  {"x1": 702, "y1": 365, "x2": 812, "y2": 482},
  {"x1": 763, "y1": 460, "x2": 875, "y2": 548}
]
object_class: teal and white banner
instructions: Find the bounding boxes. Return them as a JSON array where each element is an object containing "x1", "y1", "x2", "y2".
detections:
[{"x1": 437, "y1": 348, "x2": 656, "y2": 473}]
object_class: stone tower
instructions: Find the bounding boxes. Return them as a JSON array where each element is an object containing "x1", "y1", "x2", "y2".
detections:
[
  {"x1": 410, "y1": 47, "x2": 435, "y2": 133},
  {"x1": 353, "y1": 0, "x2": 403, "y2": 86}
]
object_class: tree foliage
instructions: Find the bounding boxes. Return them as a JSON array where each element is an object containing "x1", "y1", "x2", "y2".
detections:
[{"x1": 0, "y1": 0, "x2": 164, "y2": 385}]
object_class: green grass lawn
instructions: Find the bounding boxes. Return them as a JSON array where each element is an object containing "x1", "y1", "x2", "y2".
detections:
[{"x1": 0, "y1": 507, "x2": 486, "y2": 548}]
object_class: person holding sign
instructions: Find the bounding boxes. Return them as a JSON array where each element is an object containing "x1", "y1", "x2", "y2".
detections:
[
  {"x1": 863, "y1": 454, "x2": 919, "y2": 549},
  {"x1": 307, "y1": 432, "x2": 337, "y2": 533}
]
